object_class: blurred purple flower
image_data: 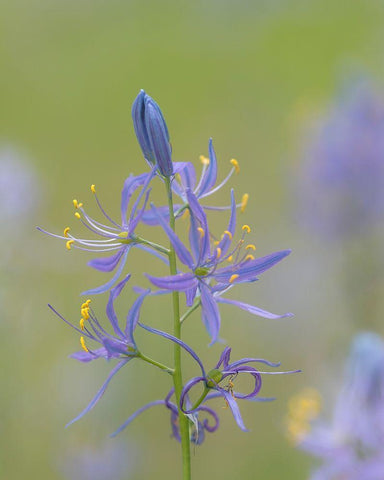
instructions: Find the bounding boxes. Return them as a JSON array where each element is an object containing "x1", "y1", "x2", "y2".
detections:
[
  {"x1": 147, "y1": 190, "x2": 292, "y2": 343},
  {"x1": 298, "y1": 80, "x2": 384, "y2": 240},
  {"x1": 298, "y1": 332, "x2": 384, "y2": 480},
  {"x1": 60, "y1": 440, "x2": 135, "y2": 480},
  {"x1": 49, "y1": 274, "x2": 149, "y2": 426},
  {"x1": 38, "y1": 169, "x2": 167, "y2": 295}
]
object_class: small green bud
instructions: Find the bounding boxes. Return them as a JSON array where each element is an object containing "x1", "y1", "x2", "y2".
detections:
[
  {"x1": 194, "y1": 267, "x2": 210, "y2": 277},
  {"x1": 206, "y1": 368, "x2": 223, "y2": 388}
]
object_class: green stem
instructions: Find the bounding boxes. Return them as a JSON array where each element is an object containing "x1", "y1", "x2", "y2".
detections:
[
  {"x1": 138, "y1": 352, "x2": 175, "y2": 375},
  {"x1": 165, "y1": 177, "x2": 191, "y2": 480},
  {"x1": 191, "y1": 386, "x2": 210, "y2": 411},
  {"x1": 180, "y1": 299, "x2": 201, "y2": 324},
  {"x1": 134, "y1": 236, "x2": 170, "y2": 256}
]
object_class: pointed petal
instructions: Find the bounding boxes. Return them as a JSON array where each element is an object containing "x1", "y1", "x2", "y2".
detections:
[
  {"x1": 146, "y1": 272, "x2": 198, "y2": 291},
  {"x1": 197, "y1": 138, "x2": 217, "y2": 196},
  {"x1": 132, "y1": 90, "x2": 155, "y2": 166},
  {"x1": 139, "y1": 323, "x2": 205, "y2": 375},
  {"x1": 70, "y1": 347, "x2": 108, "y2": 363},
  {"x1": 216, "y1": 297, "x2": 293, "y2": 320},
  {"x1": 66, "y1": 359, "x2": 130, "y2": 427},
  {"x1": 200, "y1": 284, "x2": 221, "y2": 345},
  {"x1": 106, "y1": 274, "x2": 131, "y2": 337},
  {"x1": 185, "y1": 285, "x2": 198, "y2": 307},
  {"x1": 88, "y1": 249, "x2": 125, "y2": 273},
  {"x1": 82, "y1": 247, "x2": 130, "y2": 295},
  {"x1": 121, "y1": 173, "x2": 151, "y2": 227},
  {"x1": 221, "y1": 389, "x2": 248, "y2": 432},
  {"x1": 125, "y1": 289, "x2": 150, "y2": 342},
  {"x1": 180, "y1": 376, "x2": 206, "y2": 413},
  {"x1": 173, "y1": 162, "x2": 196, "y2": 193},
  {"x1": 215, "y1": 347, "x2": 232, "y2": 369},
  {"x1": 186, "y1": 190, "x2": 210, "y2": 260},
  {"x1": 102, "y1": 338, "x2": 130, "y2": 358},
  {"x1": 150, "y1": 204, "x2": 194, "y2": 268}
]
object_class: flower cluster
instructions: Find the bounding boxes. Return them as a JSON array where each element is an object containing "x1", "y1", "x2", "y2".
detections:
[
  {"x1": 291, "y1": 332, "x2": 384, "y2": 480},
  {"x1": 40, "y1": 90, "x2": 295, "y2": 464}
]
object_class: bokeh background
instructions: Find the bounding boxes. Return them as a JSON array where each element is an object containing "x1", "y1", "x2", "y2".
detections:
[{"x1": 1, "y1": 0, "x2": 384, "y2": 478}]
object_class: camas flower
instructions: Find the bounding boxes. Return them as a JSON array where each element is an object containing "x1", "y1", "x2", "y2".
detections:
[
  {"x1": 298, "y1": 79, "x2": 384, "y2": 240},
  {"x1": 295, "y1": 332, "x2": 384, "y2": 480},
  {"x1": 140, "y1": 138, "x2": 248, "y2": 226},
  {"x1": 132, "y1": 90, "x2": 173, "y2": 177},
  {"x1": 38, "y1": 169, "x2": 168, "y2": 295},
  {"x1": 147, "y1": 189, "x2": 292, "y2": 343},
  {"x1": 49, "y1": 274, "x2": 149, "y2": 426}
]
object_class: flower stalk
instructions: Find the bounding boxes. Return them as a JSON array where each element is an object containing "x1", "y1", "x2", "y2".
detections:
[{"x1": 165, "y1": 176, "x2": 191, "y2": 479}]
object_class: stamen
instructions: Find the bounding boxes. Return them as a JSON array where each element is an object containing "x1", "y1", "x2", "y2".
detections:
[
  {"x1": 63, "y1": 227, "x2": 70, "y2": 237},
  {"x1": 242, "y1": 224, "x2": 251, "y2": 233},
  {"x1": 229, "y1": 274, "x2": 239, "y2": 283},
  {"x1": 227, "y1": 255, "x2": 233, "y2": 262},
  {"x1": 197, "y1": 227, "x2": 205, "y2": 238},
  {"x1": 222, "y1": 230, "x2": 233, "y2": 240},
  {"x1": 241, "y1": 193, "x2": 249, "y2": 213},
  {"x1": 73, "y1": 199, "x2": 83, "y2": 209},
  {"x1": 230, "y1": 159, "x2": 240, "y2": 174},
  {"x1": 66, "y1": 240, "x2": 74, "y2": 250},
  {"x1": 91, "y1": 184, "x2": 96, "y2": 193},
  {"x1": 80, "y1": 336, "x2": 89, "y2": 352},
  {"x1": 216, "y1": 247, "x2": 222, "y2": 259},
  {"x1": 81, "y1": 299, "x2": 91, "y2": 308},
  {"x1": 245, "y1": 244, "x2": 256, "y2": 251},
  {"x1": 75, "y1": 212, "x2": 81, "y2": 219},
  {"x1": 213, "y1": 240, "x2": 220, "y2": 246},
  {"x1": 245, "y1": 254, "x2": 255, "y2": 261},
  {"x1": 81, "y1": 307, "x2": 90, "y2": 320},
  {"x1": 79, "y1": 318, "x2": 85, "y2": 331},
  {"x1": 199, "y1": 155, "x2": 210, "y2": 166}
]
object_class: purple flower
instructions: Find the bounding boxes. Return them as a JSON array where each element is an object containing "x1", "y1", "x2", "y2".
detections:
[
  {"x1": 296, "y1": 332, "x2": 384, "y2": 479},
  {"x1": 140, "y1": 138, "x2": 248, "y2": 226},
  {"x1": 180, "y1": 346, "x2": 295, "y2": 432},
  {"x1": 49, "y1": 274, "x2": 149, "y2": 426},
  {"x1": 298, "y1": 79, "x2": 384, "y2": 240},
  {"x1": 38, "y1": 170, "x2": 166, "y2": 295},
  {"x1": 146, "y1": 190, "x2": 292, "y2": 343},
  {"x1": 132, "y1": 90, "x2": 173, "y2": 177}
]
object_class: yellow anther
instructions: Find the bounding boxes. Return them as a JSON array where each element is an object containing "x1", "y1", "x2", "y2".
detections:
[
  {"x1": 212, "y1": 240, "x2": 219, "y2": 246},
  {"x1": 229, "y1": 274, "x2": 239, "y2": 284},
  {"x1": 199, "y1": 155, "x2": 210, "y2": 166},
  {"x1": 73, "y1": 199, "x2": 83, "y2": 209},
  {"x1": 66, "y1": 240, "x2": 74, "y2": 250},
  {"x1": 242, "y1": 224, "x2": 251, "y2": 233},
  {"x1": 80, "y1": 336, "x2": 89, "y2": 353},
  {"x1": 197, "y1": 227, "x2": 205, "y2": 238},
  {"x1": 91, "y1": 184, "x2": 96, "y2": 193},
  {"x1": 75, "y1": 212, "x2": 81, "y2": 219},
  {"x1": 241, "y1": 193, "x2": 249, "y2": 213},
  {"x1": 222, "y1": 230, "x2": 233, "y2": 240},
  {"x1": 245, "y1": 254, "x2": 255, "y2": 261},
  {"x1": 227, "y1": 255, "x2": 233, "y2": 262},
  {"x1": 216, "y1": 247, "x2": 222, "y2": 259},
  {"x1": 230, "y1": 158, "x2": 240, "y2": 174},
  {"x1": 79, "y1": 318, "x2": 85, "y2": 331},
  {"x1": 181, "y1": 209, "x2": 190, "y2": 220},
  {"x1": 246, "y1": 244, "x2": 256, "y2": 251},
  {"x1": 63, "y1": 227, "x2": 70, "y2": 238},
  {"x1": 81, "y1": 308, "x2": 90, "y2": 320},
  {"x1": 81, "y1": 299, "x2": 91, "y2": 308}
]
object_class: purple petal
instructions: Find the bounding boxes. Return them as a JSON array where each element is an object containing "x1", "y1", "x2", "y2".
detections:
[
  {"x1": 228, "y1": 357, "x2": 281, "y2": 369},
  {"x1": 146, "y1": 272, "x2": 198, "y2": 291},
  {"x1": 140, "y1": 205, "x2": 170, "y2": 226},
  {"x1": 216, "y1": 297, "x2": 293, "y2": 320},
  {"x1": 213, "y1": 250, "x2": 291, "y2": 283},
  {"x1": 197, "y1": 405, "x2": 220, "y2": 433},
  {"x1": 70, "y1": 347, "x2": 108, "y2": 363},
  {"x1": 186, "y1": 190, "x2": 210, "y2": 260},
  {"x1": 88, "y1": 249, "x2": 125, "y2": 273},
  {"x1": 139, "y1": 323, "x2": 205, "y2": 375},
  {"x1": 216, "y1": 189, "x2": 236, "y2": 256},
  {"x1": 82, "y1": 247, "x2": 130, "y2": 295},
  {"x1": 215, "y1": 347, "x2": 232, "y2": 369},
  {"x1": 180, "y1": 376, "x2": 206, "y2": 413},
  {"x1": 173, "y1": 162, "x2": 196, "y2": 194},
  {"x1": 121, "y1": 173, "x2": 151, "y2": 227},
  {"x1": 106, "y1": 274, "x2": 131, "y2": 337},
  {"x1": 132, "y1": 90, "x2": 154, "y2": 166},
  {"x1": 110, "y1": 400, "x2": 165, "y2": 437},
  {"x1": 102, "y1": 337, "x2": 130, "y2": 358},
  {"x1": 197, "y1": 138, "x2": 217, "y2": 196},
  {"x1": 150, "y1": 204, "x2": 194, "y2": 268},
  {"x1": 200, "y1": 284, "x2": 221, "y2": 345},
  {"x1": 125, "y1": 290, "x2": 150, "y2": 343},
  {"x1": 66, "y1": 359, "x2": 130, "y2": 427},
  {"x1": 185, "y1": 285, "x2": 198, "y2": 307},
  {"x1": 220, "y1": 389, "x2": 248, "y2": 432}
]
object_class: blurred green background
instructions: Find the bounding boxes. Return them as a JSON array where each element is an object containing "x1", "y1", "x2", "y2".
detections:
[{"x1": 1, "y1": 0, "x2": 384, "y2": 478}]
